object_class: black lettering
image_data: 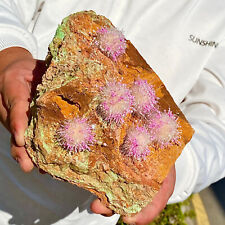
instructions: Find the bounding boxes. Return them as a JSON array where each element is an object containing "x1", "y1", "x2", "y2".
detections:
[
  {"x1": 189, "y1": 34, "x2": 219, "y2": 48},
  {"x1": 196, "y1": 38, "x2": 200, "y2": 44},
  {"x1": 189, "y1": 34, "x2": 195, "y2": 41},
  {"x1": 208, "y1": 41, "x2": 214, "y2": 47},
  {"x1": 204, "y1": 41, "x2": 209, "y2": 46},
  {"x1": 200, "y1": 40, "x2": 205, "y2": 46},
  {"x1": 214, "y1": 42, "x2": 219, "y2": 48}
]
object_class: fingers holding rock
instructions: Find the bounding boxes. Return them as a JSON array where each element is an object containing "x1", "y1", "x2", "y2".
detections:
[
  {"x1": 9, "y1": 99, "x2": 30, "y2": 146},
  {"x1": 123, "y1": 166, "x2": 176, "y2": 225},
  {"x1": 90, "y1": 199, "x2": 114, "y2": 217},
  {"x1": 11, "y1": 136, "x2": 34, "y2": 173}
]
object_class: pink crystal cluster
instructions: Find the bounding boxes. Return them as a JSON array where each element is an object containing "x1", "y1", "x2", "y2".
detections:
[
  {"x1": 98, "y1": 82, "x2": 134, "y2": 124},
  {"x1": 95, "y1": 27, "x2": 126, "y2": 61},
  {"x1": 148, "y1": 109, "x2": 181, "y2": 148},
  {"x1": 121, "y1": 126, "x2": 152, "y2": 160},
  {"x1": 131, "y1": 79, "x2": 158, "y2": 115},
  {"x1": 121, "y1": 110, "x2": 180, "y2": 161},
  {"x1": 98, "y1": 79, "x2": 158, "y2": 124},
  {"x1": 57, "y1": 118, "x2": 95, "y2": 152},
  {"x1": 55, "y1": 27, "x2": 180, "y2": 157},
  {"x1": 57, "y1": 78, "x2": 180, "y2": 159},
  {"x1": 97, "y1": 79, "x2": 180, "y2": 160}
]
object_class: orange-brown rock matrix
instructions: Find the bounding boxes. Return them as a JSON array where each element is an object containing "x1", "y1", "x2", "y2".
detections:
[{"x1": 25, "y1": 11, "x2": 194, "y2": 216}]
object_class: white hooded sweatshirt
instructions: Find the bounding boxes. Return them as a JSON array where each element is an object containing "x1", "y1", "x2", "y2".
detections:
[{"x1": 0, "y1": 0, "x2": 225, "y2": 224}]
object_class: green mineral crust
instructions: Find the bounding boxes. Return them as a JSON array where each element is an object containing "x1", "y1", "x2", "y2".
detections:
[{"x1": 25, "y1": 11, "x2": 194, "y2": 216}]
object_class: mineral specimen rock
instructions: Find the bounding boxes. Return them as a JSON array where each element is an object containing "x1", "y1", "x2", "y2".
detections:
[{"x1": 25, "y1": 11, "x2": 194, "y2": 216}]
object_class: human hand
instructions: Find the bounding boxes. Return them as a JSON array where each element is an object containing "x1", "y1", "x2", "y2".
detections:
[
  {"x1": 0, "y1": 47, "x2": 46, "y2": 172},
  {"x1": 91, "y1": 165, "x2": 176, "y2": 225}
]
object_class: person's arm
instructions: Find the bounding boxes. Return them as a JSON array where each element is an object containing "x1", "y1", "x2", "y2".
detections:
[
  {"x1": 0, "y1": 1, "x2": 42, "y2": 172},
  {"x1": 169, "y1": 42, "x2": 225, "y2": 203}
]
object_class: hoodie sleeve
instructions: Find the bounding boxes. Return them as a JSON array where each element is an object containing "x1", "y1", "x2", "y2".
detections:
[
  {"x1": 169, "y1": 41, "x2": 225, "y2": 203},
  {"x1": 0, "y1": 0, "x2": 40, "y2": 57}
]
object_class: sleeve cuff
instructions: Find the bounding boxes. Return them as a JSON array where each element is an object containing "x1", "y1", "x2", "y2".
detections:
[
  {"x1": 0, "y1": 26, "x2": 37, "y2": 58},
  {"x1": 168, "y1": 139, "x2": 199, "y2": 204}
]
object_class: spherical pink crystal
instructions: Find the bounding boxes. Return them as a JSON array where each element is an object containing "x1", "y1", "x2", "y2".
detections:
[
  {"x1": 57, "y1": 118, "x2": 95, "y2": 152},
  {"x1": 148, "y1": 109, "x2": 180, "y2": 148},
  {"x1": 131, "y1": 79, "x2": 158, "y2": 115},
  {"x1": 121, "y1": 126, "x2": 152, "y2": 160},
  {"x1": 95, "y1": 27, "x2": 126, "y2": 61},
  {"x1": 98, "y1": 81, "x2": 134, "y2": 124}
]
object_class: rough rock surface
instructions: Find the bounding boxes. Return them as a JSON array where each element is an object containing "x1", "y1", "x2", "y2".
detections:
[{"x1": 25, "y1": 11, "x2": 194, "y2": 216}]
